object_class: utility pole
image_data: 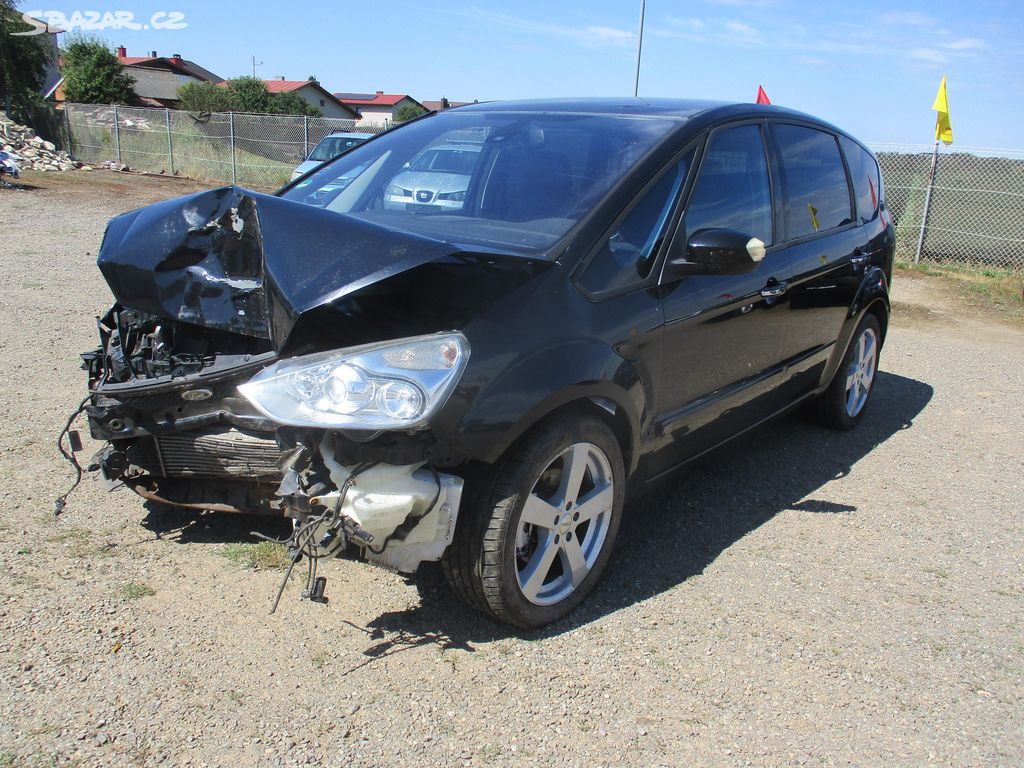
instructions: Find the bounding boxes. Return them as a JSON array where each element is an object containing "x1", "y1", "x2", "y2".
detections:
[
  {"x1": 633, "y1": 0, "x2": 646, "y2": 97},
  {"x1": 251, "y1": 55, "x2": 263, "y2": 78}
]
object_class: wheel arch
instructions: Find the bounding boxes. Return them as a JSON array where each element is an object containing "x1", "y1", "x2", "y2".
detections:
[
  {"x1": 818, "y1": 269, "x2": 890, "y2": 390},
  {"x1": 479, "y1": 385, "x2": 642, "y2": 477}
]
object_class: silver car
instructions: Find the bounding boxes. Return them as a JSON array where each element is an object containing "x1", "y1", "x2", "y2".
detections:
[
  {"x1": 384, "y1": 143, "x2": 482, "y2": 212},
  {"x1": 291, "y1": 132, "x2": 374, "y2": 181}
]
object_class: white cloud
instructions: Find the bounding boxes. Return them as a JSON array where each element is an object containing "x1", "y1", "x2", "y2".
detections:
[
  {"x1": 584, "y1": 26, "x2": 635, "y2": 44},
  {"x1": 880, "y1": 11, "x2": 939, "y2": 27},
  {"x1": 908, "y1": 48, "x2": 949, "y2": 63},
  {"x1": 796, "y1": 55, "x2": 829, "y2": 66},
  {"x1": 943, "y1": 37, "x2": 986, "y2": 51},
  {"x1": 452, "y1": 8, "x2": 634, "y2": 48},
  {"x1": 722, "y1": 20, "x2": 764, "y2": 46},
  {"x1": 666, "y1": 17, "x2": 705, "y2": 31}
]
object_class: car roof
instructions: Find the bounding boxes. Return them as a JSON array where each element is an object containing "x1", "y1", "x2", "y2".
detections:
[
  {"x1": 453, "y1": 98, "x2": 728, "y2": 119},
  {"x1": 449, "y1": 98, "x2": 852, "y2": 138}
]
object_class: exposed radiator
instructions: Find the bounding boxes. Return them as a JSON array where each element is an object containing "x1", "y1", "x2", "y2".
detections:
[{"x1": 136, "y1": 428, "x2": 283, "y2": 481}]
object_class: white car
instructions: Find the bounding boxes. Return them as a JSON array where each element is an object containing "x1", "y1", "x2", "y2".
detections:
[
  {"x1": 383, "y1": 143, "x2": 482, "y2": 212},
  {"x1": 291, "y1": 132, "x2": 374, "y2": 181}
]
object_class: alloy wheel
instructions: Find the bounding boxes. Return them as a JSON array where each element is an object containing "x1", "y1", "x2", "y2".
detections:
[
  {"x1": 845, "y1": 326, "x2": 878, "y2": 418},
  {"x1": 514, "y1": 442, "x2": 615, "y2": 606}
]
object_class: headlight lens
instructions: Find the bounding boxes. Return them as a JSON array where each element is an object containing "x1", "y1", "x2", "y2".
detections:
[
  {"x1": 387, "y1": 184, "x2": 412, "y2": 198},
  {"x1": 238, "y1": 333, "x2": 469, "y2": 429}
]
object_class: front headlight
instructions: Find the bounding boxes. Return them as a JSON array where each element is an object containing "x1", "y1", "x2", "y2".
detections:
[{"x1": 238, "y1": 333, "x2": 470, "y2": 429}]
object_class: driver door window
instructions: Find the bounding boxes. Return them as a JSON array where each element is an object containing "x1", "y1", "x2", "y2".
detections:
[{"x1": 684, "y1": 124, "x2": 773, "y2": 245}]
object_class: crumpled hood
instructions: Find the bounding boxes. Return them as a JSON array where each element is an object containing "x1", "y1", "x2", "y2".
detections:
[{"x1": 97, "y1": 186, "x2": 459, "y2": 348}]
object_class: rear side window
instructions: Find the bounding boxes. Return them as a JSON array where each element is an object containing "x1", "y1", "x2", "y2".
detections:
[
  {"x1": 578, "y1": 150, "x2": 693, "y2": 293},
  {"x1": 839, "y1": 136, "x2": 882, "y2": 224},
  {"x1": 773, "y1": 124, "x2": 853, "y2": 240},
  {"x1": 684, "y1": 124, "x2": 773, "y2": 246}
]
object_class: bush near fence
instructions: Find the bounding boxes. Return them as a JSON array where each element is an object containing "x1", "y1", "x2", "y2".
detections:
[{"x1": 62, "y1": 103, "x2": 1023, "y2": 269}]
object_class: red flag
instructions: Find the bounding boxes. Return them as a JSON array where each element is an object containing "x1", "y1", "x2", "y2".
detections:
[{"x1": 756, "y1": 85, "x2": 771, "y2": 105}]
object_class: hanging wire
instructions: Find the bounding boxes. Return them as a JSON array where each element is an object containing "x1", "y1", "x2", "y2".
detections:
[{"x1": 54, "y1": 396, "x2": 92, "y2": 516}]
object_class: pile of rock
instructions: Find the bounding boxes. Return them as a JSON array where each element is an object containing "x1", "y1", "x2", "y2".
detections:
[{"x1": 0, "y1": 112, "x2": 90, "y2": 172}]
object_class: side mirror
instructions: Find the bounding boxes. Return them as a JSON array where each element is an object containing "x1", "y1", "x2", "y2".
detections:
[{"x1": 665, "y1": 228, "x2": 766, "y2": 278}]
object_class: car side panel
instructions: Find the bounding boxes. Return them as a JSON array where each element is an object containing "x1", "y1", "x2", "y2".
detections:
[{"x1": 775, "y1": 224, "x2": 867, "y2": 401}]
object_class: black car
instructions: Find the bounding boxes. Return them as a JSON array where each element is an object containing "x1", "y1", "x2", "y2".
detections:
[{"x1": 76, "y1": 98, "x2": 893, "y2": 628}]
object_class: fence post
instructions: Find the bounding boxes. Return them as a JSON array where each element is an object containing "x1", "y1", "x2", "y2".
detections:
[
  {"x1": 914, "y1": 140, "x2": 940, "y2": 264},
  {"x1": 229, "y1": 111, "x2": 237, "y2": 184},
  {"x1": 113, "y1": 104, "x2": 121, "y2": 167},
  {"x1": 303, "y1": 115, "x2": 309, "y2": 157},
  {"x1": 63, "y1": 107, "x2": 72, "y2": 154},
  {"x1": 165, "y1": 109, "x2": 174, "y2": 175}
]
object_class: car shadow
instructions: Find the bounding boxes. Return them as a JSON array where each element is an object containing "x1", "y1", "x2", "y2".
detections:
[
  {"x1": 138, "y1": 371, "x2": 933, "y2": 661},
  {"x1": 345, "y1": 370, "x2": 934, "y2": 656}
]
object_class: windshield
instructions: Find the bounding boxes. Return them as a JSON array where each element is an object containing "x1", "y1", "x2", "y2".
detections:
[
  {"x1": 282, "y1": 110, "x2": 682, "y2": 255},
  {"x1": 308, "y1": 136, "x2": 367, "y2": 162}
]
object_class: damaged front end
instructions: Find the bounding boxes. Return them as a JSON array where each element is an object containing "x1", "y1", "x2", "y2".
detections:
[{"x1": 73, "y1": 185, "x2": 502, "y2": 596}]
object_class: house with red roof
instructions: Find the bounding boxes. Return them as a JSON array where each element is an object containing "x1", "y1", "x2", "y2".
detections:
[
  {"x1": 111, "y1": 47, "x2": 224, "y2": 108},
  {"x1": 334, "y1": 91, "x2": 426, "y2": 127},
  {"x1": 263, "y1": 79, "x2": 359, "y2": 119}
]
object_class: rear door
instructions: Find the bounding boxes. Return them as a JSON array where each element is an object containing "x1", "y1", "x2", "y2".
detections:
[
  {"x1": 649, "y1": 121, "x2": 792, "y2": 477},
  {"x1": 767, "y1": 122, "x2": 868, "y2": 401}
]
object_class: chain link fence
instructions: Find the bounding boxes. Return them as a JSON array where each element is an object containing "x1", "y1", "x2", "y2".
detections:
[
  {"x1": 62, "y1": 104, "x2": 1023, "y2": 269},
  {"x1": 65, "y1": 103, "x2": 386, "y2": 189},
  {"x1": 869, "y1": 143, "x2": 1024, "y2": 269}
]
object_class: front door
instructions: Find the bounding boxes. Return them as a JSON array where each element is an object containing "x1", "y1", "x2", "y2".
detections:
[{"x1": 648, "y1": 122, "x2": 792, "y2": 478}]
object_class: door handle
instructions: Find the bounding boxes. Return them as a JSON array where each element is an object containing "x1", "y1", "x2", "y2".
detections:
[
  {"x1": 760, "y1": 281, "x2": 788, "y2": 298},
  {"x1": 851, "y1": 251, "x2": 868, "y2": 269}
]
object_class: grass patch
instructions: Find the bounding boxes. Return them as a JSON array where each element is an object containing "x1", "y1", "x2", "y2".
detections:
[
  {"x1": 896, "y1": 259, "x2": 1023, "y2": 318},
  {"x1": 46, "y1": 528, "x2": 115, "y2": 559},
  {"x1": 219, "y1": 541, "x2": 290, "y2": 570},
  {"x1": 120, "y1": 581, "x2": 155, "y2": 600}
]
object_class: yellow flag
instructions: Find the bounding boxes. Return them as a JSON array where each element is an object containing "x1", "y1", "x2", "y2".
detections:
[
  {"x1": 807, "y1": 203, "x2": 820, "y2": 232},
  {"x1": 933, "y1": 75, "x2": 953, "y2": 145}
]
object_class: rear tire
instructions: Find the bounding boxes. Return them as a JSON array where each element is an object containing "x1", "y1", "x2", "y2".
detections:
[
  {"x1": 442, "y1": 414, "x2": 625, "y2": 629},
  {"x1": 811, "y1": 314, "x2": 881, "y2": 430}
]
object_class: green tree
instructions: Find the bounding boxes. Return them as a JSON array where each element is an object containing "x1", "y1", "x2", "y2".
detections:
[
  {"x1": 225, "y1": 75, "x2": 270, "y2": 113},
  {"x1": 177, "y1": 80, "x2": 231, "y2": 114},
  {"x1": 393, "y1": 103, "x2": 426, "y2": 123},
  {"x1": 269, "y1": 90, "x2": 320, "y2": 117},
  {"x1": 61, "y1": 34, "x2": 135, "y2": 104},
  {"x1": 0, "y1": 1, "x2": 52, "y2": 118}
]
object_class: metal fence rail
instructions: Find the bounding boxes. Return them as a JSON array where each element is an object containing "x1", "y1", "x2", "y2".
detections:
[{"x1": 62, "y1": 104, "x2": 1024, "y2": 270}]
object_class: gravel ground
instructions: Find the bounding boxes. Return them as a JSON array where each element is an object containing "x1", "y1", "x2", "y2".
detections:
[{"x1": 1, "y1": 171, "x2": 1021, "y2": 767}]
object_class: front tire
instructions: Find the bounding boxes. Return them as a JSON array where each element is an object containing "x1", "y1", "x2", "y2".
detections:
[{"x1": 442, "y1": 414, "x2": 625, "y2": 629}]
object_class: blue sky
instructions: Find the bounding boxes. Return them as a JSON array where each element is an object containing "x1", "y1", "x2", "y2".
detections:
[{"x1": 26, "y1": 0, "x2": 1022, "y2": 147}]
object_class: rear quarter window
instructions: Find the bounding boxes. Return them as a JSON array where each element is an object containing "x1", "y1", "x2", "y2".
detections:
[
  {"x1": 839, "y1": 136, "x2": 882, "y2": 224},
  {"x1": 772, "y1": 124, "x2": 853, "y2": 240}
]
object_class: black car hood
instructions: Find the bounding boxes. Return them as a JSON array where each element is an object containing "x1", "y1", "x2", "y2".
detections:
[{"x1": 97, "y1": 186, "x2": 467, "y2": 348}]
